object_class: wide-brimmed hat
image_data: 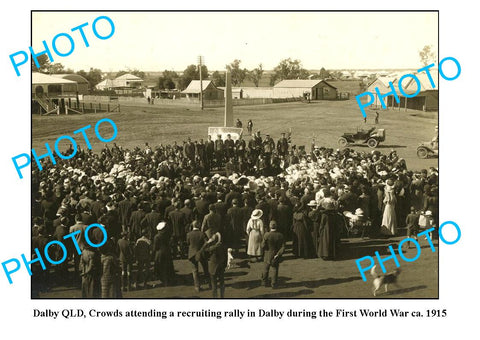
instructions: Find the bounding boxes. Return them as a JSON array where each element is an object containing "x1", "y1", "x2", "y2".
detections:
[
  {"x1": 307, "y1": 200, "x2": 317, "y2": 207},
  {"x1": 251, "y1": 209, "x2": 263, "y2": 219},
  {"x1": 425, "y1": 210, "x2": 432, "y2": 216},
  {"x1": 355, "y1": 208, "x2": 364, "y2": 217},
  {"x1": 156, "y1": 222, "x2": 166, "y2": 230}
]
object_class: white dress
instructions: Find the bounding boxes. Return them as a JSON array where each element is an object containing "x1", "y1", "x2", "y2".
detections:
[
  {"x1": 246, "y1": 218, "x2": 264, "y2": 256},
  {"x1": 381, "y1": 188, "x2": 397, "y2": 235}
]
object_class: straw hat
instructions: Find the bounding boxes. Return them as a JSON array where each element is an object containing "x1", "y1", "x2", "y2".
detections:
[
  {"x1": 251, "y1": 209, "x2": 263, "y2": 219},
  {"x1": 307, "y1": 200, "x2": 317, "y2": 207},
  {"x1": 355, "y1": 208, "x2": 364, "y2": 217},
  {"x1": 156, "y1": 222, "x2": 166, "y2": 230}
]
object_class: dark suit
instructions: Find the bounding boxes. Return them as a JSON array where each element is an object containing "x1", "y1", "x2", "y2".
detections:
[
  {"x1": 186, "y1": 229, "x2": 209, "y2": 290},
  {"x1": 201, "y1": 212, "x2": 222, "y2": 233},
  {"x1": 227, "y1": 205, "x2": 244, "y2": 250},
  {"x1": 194, "y1": 199, "x2": 210, "y2": 222},
  {"x1": 261, "y1": 230, "x2": 285, "y2": 287},
  {"x1": 204, "y1": 229, "x2": 227, "y2": 298},
  {"x1": 168, "y1": 209, "x2": 188, "y2": 257}
]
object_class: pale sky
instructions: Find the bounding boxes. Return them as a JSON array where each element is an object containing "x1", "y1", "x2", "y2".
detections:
[{"x1": 32, "y1": 11, "x2": 438, "y2": 72}]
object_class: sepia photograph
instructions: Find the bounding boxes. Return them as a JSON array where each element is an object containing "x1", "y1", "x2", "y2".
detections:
[{"x1": 30, "y1": 11, "x2": 439, "y2": 299}]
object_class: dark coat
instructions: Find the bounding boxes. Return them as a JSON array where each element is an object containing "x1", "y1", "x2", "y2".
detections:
[
  {"x1": 201, "y1": 212, "x2": 222, "y2": 233},
  {"x1": 153, "y1": 228, "x2": 174, "y2": 282},
  {"x1": 129, "y1": 210, "x2": 146, "y2": 239},
  {"x1": 262, "y1": 230, "x2": 285, "y2": 265},
  {"x1": 204, "y1": 229, "x2": 227, "y2": 275},
  {"x1": 317, "y1": 210, "x2": 341, "y2": 259},
  {"x1": 292, "y1": 211, "x2": 315, "y2": 259},
  {"x1": 194, "y1": 199, "x2": 210, "y2": 221},
  {"x1": 276, "y1": 203, "x2": 292, "y2": 235},
  {"x1": 168, "y1": 209, "x2": 188, "y2": 237},
  {"x1": 186, "y1": 229, "x2": 207, "y2": 260},
  {"x1": 118, "y1": 199, "x2": 134, "y2": 227}
]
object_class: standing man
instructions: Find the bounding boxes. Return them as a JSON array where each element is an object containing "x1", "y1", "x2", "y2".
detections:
[
  {"x1": 277, "y1": 132, "x2": 289, "y2": 157},
  {"x1": 224, "y1": 134, "x2": 235, "y2": 160},
  {"x1": 214, "y1": 134, "x2": 224, "y2": 168},
  {"x1": 134, "y1": 230, "x2": 151, "y2": 290},
  {"x1": 247, "y1": 119, "x2": 253, "y2": 135},
  {"x1": 375, "y1": 111, "x2": 379, "y2": 124},
  {"x1": 168, "y1": 201, "x2": 188, "y2": 258},
  {"x1": 204, "y1": 226, "x2": 227, "y2": 298},
  {"x1": 236, "y1": 118, "x2": 243, "y2": 128},
  {"x1": 186, "y1": 220, "x2": 209, "y2": 292},
  {"x1": 235, "y1": 135, "x2": 246, "y2": 160},
  {"x1": 205, "y1": 135, "x2": 215, "y2": 169},
  {"x1": 227, "y1": 198, "x2": 244, "y2": 254},
  {"x1": 261, "y1": 221, "x2": 285, "y2": 288}
]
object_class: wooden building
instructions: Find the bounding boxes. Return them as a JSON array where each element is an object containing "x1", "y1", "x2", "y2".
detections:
[
  {"x1": 273, "y1": 79, "x2": 337, "y2": 100},
  {"x1": 367, "y1": 71, "x2": 438, "y2": 112},
  {"x1": 181, "y1": 80, "x2": 224, "y2": 100}
]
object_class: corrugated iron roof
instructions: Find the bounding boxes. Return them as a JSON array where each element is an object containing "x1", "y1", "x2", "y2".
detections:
[
  {"x1": 32, "y1": 72, "x2": 77, "y2": 85},
  {"x1": 182, "y1": 80, "x2": 218, "y2": 93},
  {"x1": 115, "y1": 73, "x2": 143, "y2": 81},
  {"x1": 274, "y1": 79, "x2": 337, "y2": 89}
]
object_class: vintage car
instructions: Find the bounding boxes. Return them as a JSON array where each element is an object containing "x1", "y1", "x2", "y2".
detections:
[
  {"x1": 338, "y1": 127, "x2": 386, "y2": 148},
  {"x1": 416, "y1": 141, "x2": 438, "y2": 158}
]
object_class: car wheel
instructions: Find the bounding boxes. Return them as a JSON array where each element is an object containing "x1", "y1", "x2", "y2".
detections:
[
  {"x1": 338, "y1": 137, "x2": 348, "y2": 147},
  {"x1": 367, "y1": 138, "x2": 378, "y2": 148},
  {"x1": 417, "y1": 147, "x2": 429, "y2": 159}
]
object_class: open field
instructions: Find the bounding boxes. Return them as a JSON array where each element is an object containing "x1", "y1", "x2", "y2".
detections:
[{"x1": 33, "y1": 99, "x2": 438, "y2": 171}]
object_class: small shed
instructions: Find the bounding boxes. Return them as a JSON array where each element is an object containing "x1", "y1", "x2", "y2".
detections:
[
  {"x1": 273, "y1": 79, "x2": 337, "y2": 100},
  {"x1": 182, "y1": 80, "x2": 224, "y2": 100}
]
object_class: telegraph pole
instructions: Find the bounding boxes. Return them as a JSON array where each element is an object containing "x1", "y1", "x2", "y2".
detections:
[{"x1": 197, "y1": 55, "x2": 204, "y2": 110}]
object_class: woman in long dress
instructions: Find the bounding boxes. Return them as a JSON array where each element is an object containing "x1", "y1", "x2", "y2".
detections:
[
  {"x1": 318, "y1": 200, "x2": 340, "y2": 260},
  {"x1": 153, "y1": 222, "x2": 175, "y2": 286},
  {"x1": 292, "y1": 203, "x2": 314, "y2": 259},
  {"x1": 381, "y1": 179, "x2": 397, "y2": 236},
  {"x1": 246, "y1": 209, "x2": 264, "y2": 261}
]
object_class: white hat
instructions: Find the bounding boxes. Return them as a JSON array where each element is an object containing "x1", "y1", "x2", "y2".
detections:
[
  {"x1": 355, "y1": 208, "x2": 364, "y2": 217},
  {"x1": 156, "y1": 222, "x2": 166, "y2": 230},
  {"x1": 251, "y1": 209, "x2": 263, "y2": 219}
]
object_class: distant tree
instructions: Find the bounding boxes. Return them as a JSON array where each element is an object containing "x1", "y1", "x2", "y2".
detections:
[
  {"x1": 31, "y1": 54, "x2": 51, "y2": 73},
  {"x1": 77, "y1": 68, "x2": 103, "y2": 88},
  {"x1": 319, "y1": 67, "x2": 330, "y2": 79},
  {"x1": 158, "y1": 70, "x2": 179, "y2": 89},
  {"x1": 47, "y1": 63, "x2": 66, "y2": 74},
  {"x1": 247, "y1": 63, "x2": 264, "y2": 87},
  {"x1": 419, "y1": 45, "x2": 437, "y2": 66},
  {"x1": 212, "y1": 71, "x2": 225, "y2": 87},
  {"x1": 179, "y1": 64, "x2": 208, "y2": 89},
  {"x1": 270, "y1": 58, "x2": 309, "y2": 85},
  {"x1": 329, "y1": 70, "x2": 342, "y2": 80},
  {"x1": 226, "y1": 59, "x2": 247, "y2": 86}
]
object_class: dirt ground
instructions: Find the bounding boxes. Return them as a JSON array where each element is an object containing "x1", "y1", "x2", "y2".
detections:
[
  {"x1": 37, "y1": 235, "x2": 439, "y2": 299},
  {"x1": 32, "y1": 99, "x2": 438, "y2": 171}
]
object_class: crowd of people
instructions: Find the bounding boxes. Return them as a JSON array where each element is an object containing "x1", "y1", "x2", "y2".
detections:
[{"x1": 31, "y1": 129, "x2": 439, "y2": 298}]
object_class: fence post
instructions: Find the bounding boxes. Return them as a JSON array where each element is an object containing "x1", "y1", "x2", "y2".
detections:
[{"x1": 108, "y1": 103, "x2": 110, "y2": 112}]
